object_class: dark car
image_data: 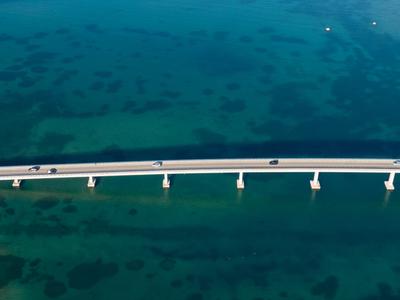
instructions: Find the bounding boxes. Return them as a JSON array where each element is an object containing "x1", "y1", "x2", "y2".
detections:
[
  {"x1": 47, "y1": 168, "x2": 57, "y2": 174},
  {"x1": 28, "y1": 166, "x2": 40, "y2": 172},
  {"x1": 269, "y1": 159, "x2": 279, "y2": 166}
]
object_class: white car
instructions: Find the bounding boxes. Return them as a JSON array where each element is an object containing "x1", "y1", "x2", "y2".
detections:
[
  {"x1": 393, "y1": 160, "x2": 400, "y2": 165},
  {"x1": 152, "y1": 161, "x2": 162, "y2": 167}
]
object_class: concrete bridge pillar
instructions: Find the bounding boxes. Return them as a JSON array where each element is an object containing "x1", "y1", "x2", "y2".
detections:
[
  {"x1": 12, "y1": 179, "x2": 21, "y2": 188},
  {"x1": 237, "y1": 172, "x2": 245, "y2": 189},
  {"x1": 163, "y1": 174, "x2": 170, "y2": 189},
  {"x1": 87, "y1": 176, "x2": 96, "y2": 188},
  {"x1": 384, "y1": 172, "x2": 395, "y2": 191},
  {"x1": 310, "y1": 172, "x2": 321, "y2": 190}
]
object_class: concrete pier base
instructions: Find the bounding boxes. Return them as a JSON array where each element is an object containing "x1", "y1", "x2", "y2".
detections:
[
  {"x1": 237, "y1": 172, "x2": 245, "y2": 189},
  {"x1": 163, "y1": 174, "x2": 170, "y2": 189},
  {"x1": 87, "y1": 176, "x2": 96, "y2": 188},
  {"x1": 12, "y1": 179, "x2": 21, "y2": 188},
  {"x1": 310, "y1": 180, "x2": 321, "y2": 190},
  {"x1": 385, "y1": 181, "x2": 395, "y2": 191},
  {"x1": 310, "y1": 172, "x2": 321, "y2": 190},
  {"x1": 384, "y1": 172, "x2": 395, "y2": 191}
]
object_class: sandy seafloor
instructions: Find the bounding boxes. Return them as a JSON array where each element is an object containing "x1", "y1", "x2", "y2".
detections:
[{"x1": 1, "y1": 0, "x2": 400, "y2": 299}]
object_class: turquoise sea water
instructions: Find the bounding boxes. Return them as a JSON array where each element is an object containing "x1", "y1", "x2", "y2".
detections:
[{"x1": 1, "y1": 0, "x2": 400, "y2": 299}]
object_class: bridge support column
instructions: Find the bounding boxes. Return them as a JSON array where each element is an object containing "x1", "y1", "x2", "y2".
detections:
[
  {"x1": 12, "y1": 179, "x2": 21, "y2": 188},
  {"x1": 163, "y1": 174, "x2": 170, "y2": 189},
  {"x1": 237, "y1": 172, "x2": 245, "y2": 189},
  {"x1": 384, "y1": 172, "x2": 395, "y2": 191},
  {"x1": 310, "y1": 172, "x2": 321, "y2": 190},
  {"x1": 87, "y1": 176, "x2": 96, "y2": 188}
]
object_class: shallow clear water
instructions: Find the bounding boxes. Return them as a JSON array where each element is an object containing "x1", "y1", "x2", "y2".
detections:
[{"x1": 1, "y1": 0, "x2": 400, "y2": 299}]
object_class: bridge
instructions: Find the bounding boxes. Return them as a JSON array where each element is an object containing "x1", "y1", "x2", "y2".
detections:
[{"x1": 0, "y1": 158, "x2": 398, "y2": 191}]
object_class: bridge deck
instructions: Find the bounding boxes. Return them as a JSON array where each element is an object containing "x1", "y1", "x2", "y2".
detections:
[{"x1": 0, "y1": 158, "x2": 398, "y2": 181}]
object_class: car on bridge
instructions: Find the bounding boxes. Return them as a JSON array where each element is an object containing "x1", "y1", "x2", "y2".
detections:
[
  {"x1": 47, "y1": 168, "x2": 57, "y2": 174},
  {"x1": 394, "y1": 159, "x2": 400, "y2": 165},
  {"x1": 152, "y1": 161, "x2": 163, "y2": 167},
  {"x1": 269, "y1": 159, "x2": 279, "y2": 166},
  {"x1": 28, "y1": 166, "x2": 40, "y2": 172}
]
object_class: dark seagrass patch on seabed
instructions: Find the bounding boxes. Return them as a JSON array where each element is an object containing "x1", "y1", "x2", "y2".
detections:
[
  {"x1": 0, "y1": 196, "x2": 8, "y2": 208},
  {"x1": 202, "y1": 88, "x2": 214, "y2": 96},
  {"x1": 130, "y1": 100, "x2": 171, "y2": 114},
  {"x1": 18, "y1": 77, "x2": 38, "y2": 88},
  {"x1": 220, "y1": 98, "x2": 246, "y2": 113},
  {"x1": 125, "y1": 259, "x2": 144, "y2": 271},
  {"x1": 30, "y1": 66, "x2": 48, "y2": 73},
  {"x1": 170, "y1": 279, "x2": 183, "y2": 288},
  {"x1": 32, "y1": 32, "x2": 49, "y2": 39},
  {"x1": 226, "y1": 82, "x2": 240, "y2": 91},
  {"x1": 0, "y1": 255, "x2": 26, "y2": 288},
  {"x1": 128, "y1": 208, "x2": 137, "y2": 216},
  {"x1": 89, "y1": 81, "x2": 105, "y2": 91},
  {"x1": 62, "y1": 205, "x2": 78, "y2": 213},
  {"x1": 94, "y1": 71, "x2": 113, "y2": 78},
  {"x1": 30, "y1": 258, "x2": 41, "y2": 268},
  {"x1": 53, "y1": 70, "x2": 78, "y2": 86},
  {"x1": 55, "y1": 28, "x2": 70, "y2": 35},
  {"x1": 32, "y1": 197, "x2": 59, "y2": 210},
  {"x1": 358, "y1": 282, "x2": 400, "y2": 300},
  {"x1": 185, "y1": 292, "x2": 203, "y2": 300},
  {"x1": 0, "y1": 71, "x2": 26, "y2": 81},
  {"x1": 5, "y1": 208, "x2": 15, "y2": 215},
  {"x1": 44, "y1": 279, "x2": 67, "y2": 298},
  {"x1": 24, "y1": 44, "x2": 41, "y2": 53},
  {"x1": 270, "y1": 34, "x2": 308, "y2": 45},
  {"x1": 159, "y1": 258, "x2": 176, "y2": 271},
  {"x1": 257, "y1": 26, "x2": 275, "y2": 34},
  {"x1": 67, "y1": 259, "x2": 118, "y2": 289},
  {"x1": 160, "y1": 90, "x2": 181, "y2": 99},
  {"x1": 106, "y1": 80, "x2": 123, "y2": 93},
  {"x1": 23, "y1": 51, "x2": 58, "y2": 66},
  {"x1": 239, "y1": 35, "x2": 253, "y2": 43},
  {"x1": 84, "y1": 24, "x2": 105, "y2": 34},
  {"x1": 310, "y1": 275, "x2": 339, "y2": 299},
  {"x1": 72, "y1": 89, "x2": 86, "y2": 98}
]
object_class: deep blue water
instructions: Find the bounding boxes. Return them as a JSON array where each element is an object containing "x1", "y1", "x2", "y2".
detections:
[{"x1": 1, "y1": 0, "x2": 400, "y2": 299}]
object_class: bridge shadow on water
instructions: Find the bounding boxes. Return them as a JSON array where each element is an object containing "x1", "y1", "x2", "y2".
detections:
[{"x1": 1, "y1": 139, "x2": 400, "y2": 165}]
